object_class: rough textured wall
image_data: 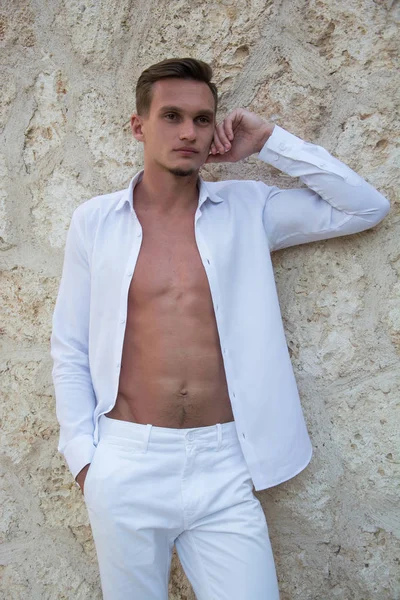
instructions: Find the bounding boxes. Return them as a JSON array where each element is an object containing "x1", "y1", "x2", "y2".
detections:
[{"x1": 0, "y1": 0, "x2": 399, "y2": 598}]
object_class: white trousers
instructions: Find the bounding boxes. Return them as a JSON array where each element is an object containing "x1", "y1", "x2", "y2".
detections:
[{"x1": 83, "y1": 414, "x2": 280, "y2": 599}]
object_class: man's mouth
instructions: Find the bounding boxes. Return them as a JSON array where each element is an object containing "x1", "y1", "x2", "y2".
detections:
[{"x1": 174, "y1": 147, "x2": 199, "y2": 154}]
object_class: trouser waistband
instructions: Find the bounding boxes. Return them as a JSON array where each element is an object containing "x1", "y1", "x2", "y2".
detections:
[{"x1": 98, "y1": 414, "x2": 238, "y2": 452}]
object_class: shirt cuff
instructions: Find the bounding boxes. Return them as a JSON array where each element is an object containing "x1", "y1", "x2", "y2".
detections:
[
  {"x1": 61, "y1": 433, "x2": 96, "y2": 482},
  {"x1": 258, "y1": 124, "x2": 303, "y2": 162},
  {"x1": 257, "y1": 124, "x2": 364, "y2": 186}
]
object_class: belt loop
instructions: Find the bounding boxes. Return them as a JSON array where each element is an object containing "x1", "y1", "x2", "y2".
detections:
[
  {"x1": 216, "y1": 423, "x2": 222, "y2": 451},
  {"x1": 143, "y1": 424, "x2": 152, "y2": 453}
]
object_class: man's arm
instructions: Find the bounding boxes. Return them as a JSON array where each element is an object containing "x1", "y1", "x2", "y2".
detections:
[
  {"x1": 50, "y1": 204, "x2": 96, "y2": 487},
  {"x1": 206, "y1": 109, "x2": 390, "y2": 251},
  {"x1": 258, "y1": 125, "x2": 390, "y2": 251}
]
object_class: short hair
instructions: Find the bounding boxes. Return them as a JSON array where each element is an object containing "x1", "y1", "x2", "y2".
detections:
[{"x1": 135, "y1": 57, "x2": 218, "y2": 116}]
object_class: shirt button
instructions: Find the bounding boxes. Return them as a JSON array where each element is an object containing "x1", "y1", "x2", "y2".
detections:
[
  {"x1": 116, "y1": 362, "x2": 120, "y2": 368},
  {"x1": 319, "y1": 163, "x2": 326, "y2": 168},
  {"x1": 120, "y1": 318, "x2": 126, "y2": 324},
  {"x1": 127, "y1": 271, "x2": 133, "y2": 277},
  {"x1": 279, "y1": 143, "x2": 286, "y2": 150},
  {"x1": 137, "y1": 231, "x2": 142, "y2": 237}
]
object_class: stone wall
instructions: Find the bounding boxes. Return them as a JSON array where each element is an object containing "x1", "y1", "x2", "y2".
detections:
[{"x1": 0, "y1": 0, "x2": 399, "y2": 598}]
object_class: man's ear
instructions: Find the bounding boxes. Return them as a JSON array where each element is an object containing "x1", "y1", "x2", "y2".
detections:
[{"x1": 131, "y1": 113, "x2": 145, "y2": 142}]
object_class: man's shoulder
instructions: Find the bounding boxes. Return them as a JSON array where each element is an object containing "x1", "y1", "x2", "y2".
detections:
[
  {"x1": 72, "y1": 186, "x2": 127, "y2": 221},
  {"x1": 80, "y1": 187, "x2": 126, "y2": 211},
  {"x1": 204, "y1": 176, "x2": 269, "y2": 203}
]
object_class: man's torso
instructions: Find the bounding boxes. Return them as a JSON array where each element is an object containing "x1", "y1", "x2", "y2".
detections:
[{"x1": 105, "y1": 201, "x2": 234, "y2": 428}]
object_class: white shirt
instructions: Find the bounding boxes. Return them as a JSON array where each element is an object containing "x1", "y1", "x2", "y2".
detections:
[{"x1": 50, "y1": 124, "x2": 390, "y2": 491}]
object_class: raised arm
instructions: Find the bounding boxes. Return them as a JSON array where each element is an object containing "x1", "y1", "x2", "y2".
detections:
[
  {"x1": 206, "y1": 109, "x2": 390, "y2": 251},
  {"x1": 50, "y1": 204, "x2": 97, "y2": 483}
]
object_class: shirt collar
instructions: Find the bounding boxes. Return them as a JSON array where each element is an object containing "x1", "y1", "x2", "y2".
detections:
[{"x1": 115, "y1": 169, "x2": 224, "y2": 213}]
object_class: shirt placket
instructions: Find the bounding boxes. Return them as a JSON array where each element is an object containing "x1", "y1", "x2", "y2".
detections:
[
  {"x1": 194, "y1": 206, "x2": 247, "y2": 446},
  {"x1": 94, "y1": 208, "x2": 143, "y2": 443}
]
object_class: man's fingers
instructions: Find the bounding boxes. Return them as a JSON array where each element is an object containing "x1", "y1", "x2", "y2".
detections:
[
  {"x1": 213, "y1": 128, "x2": 226, "y2": 154},
  {"x1": 208, "y1": 109, "x2": 244, "y2": 159},
  {"x1": 209, "y1": 141, "x2": 217, "y2": 155},
  {"x1": 213, "y1": 128, "x2": 225, "y2": 154},
  {"x1": 224, "y1": 116, "x2": 234, "y2": 141},
  {"x1": 205, "y1": 152, "x2": 228, "y2": 163},
  {"x1": 216, "y1": 121, "x2": 231, "y2": 151}
]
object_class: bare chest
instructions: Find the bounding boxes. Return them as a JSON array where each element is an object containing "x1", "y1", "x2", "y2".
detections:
[{"x1": 128, "y1": 214, "x2": 210, "y2": 302}]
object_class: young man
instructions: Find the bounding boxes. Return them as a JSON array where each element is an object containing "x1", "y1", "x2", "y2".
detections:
[{"x1": 50, "y1": 58, "x2": 390, "y2": 599}]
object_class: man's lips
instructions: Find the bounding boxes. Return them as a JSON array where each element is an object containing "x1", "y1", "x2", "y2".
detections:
[{"x1": 174, "y1": 148, "x2": 199, "y2": 154}]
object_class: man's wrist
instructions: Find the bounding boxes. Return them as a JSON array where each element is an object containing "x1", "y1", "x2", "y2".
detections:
[
  {"x1": 75, "y1": 463, "x2": 90, "y2": 486},
  {"x1": 256, "y1": 123, "x2": 275, "y2": 153}
]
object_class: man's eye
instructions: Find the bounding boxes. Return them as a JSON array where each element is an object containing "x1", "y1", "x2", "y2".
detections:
[
  {"x1": 198, "y1": 117, "x2": 210, "y2": 124},
  {"x1": 165, "y1": 113, "x2": 177, "y2": 119}
]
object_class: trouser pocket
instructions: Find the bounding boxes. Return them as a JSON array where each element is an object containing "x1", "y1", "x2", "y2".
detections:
[{"x1": 83, "y1": 440, "x2": 103, "y2": 503}]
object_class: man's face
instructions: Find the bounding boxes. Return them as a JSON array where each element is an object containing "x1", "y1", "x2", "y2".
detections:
[{"x1": 132, "y1": 78, "x2": 216, "y2": 176}]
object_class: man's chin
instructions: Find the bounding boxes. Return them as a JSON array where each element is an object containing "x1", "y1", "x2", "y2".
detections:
[{"x1": 167, "y1": 166, "x2": 197, "y2": 177}]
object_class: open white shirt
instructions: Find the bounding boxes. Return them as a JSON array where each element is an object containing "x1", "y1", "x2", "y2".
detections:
[{"x1": 50, "y1": 124, "x2": 390, "y2": 491}]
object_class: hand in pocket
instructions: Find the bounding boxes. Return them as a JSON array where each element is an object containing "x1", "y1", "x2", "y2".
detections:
[{"x1": 75, "y1": 463, "x2": 91, "y2": 493}]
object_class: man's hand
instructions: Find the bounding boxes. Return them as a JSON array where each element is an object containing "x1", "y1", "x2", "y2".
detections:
[
  {"x1": 205, "y1": 108, "x2": 275, "y2": 164},
  {"x1": 75, "y1": 463, "x2": 90, "y2": 493}
]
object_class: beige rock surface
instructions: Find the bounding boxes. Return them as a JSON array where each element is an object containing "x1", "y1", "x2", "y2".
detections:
[{"x1": 0, "y1": 0, "x2": 399, "y2": 598}]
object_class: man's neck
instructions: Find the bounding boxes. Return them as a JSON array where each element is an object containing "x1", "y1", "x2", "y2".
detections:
[{"x1": 133, "y1": 163, "x2": 201, "y2": 217}]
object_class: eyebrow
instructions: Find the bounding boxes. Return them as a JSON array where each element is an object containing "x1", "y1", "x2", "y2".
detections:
[{"x1": 158, "y1": 105, "x2": 215, "y2": 118}]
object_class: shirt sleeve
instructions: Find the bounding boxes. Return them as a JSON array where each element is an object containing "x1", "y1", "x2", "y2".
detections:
[
  {"x1": 50, "y1": 205, "x2": 96, "y2": 482},
  {"x1": 258, "y1": 124, "x2": 390, "y2": 251}
]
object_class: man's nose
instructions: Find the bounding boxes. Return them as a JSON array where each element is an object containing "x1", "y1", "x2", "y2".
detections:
[{"x1": 179, "y1": 120, "x2": 196, "y2": 141}]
